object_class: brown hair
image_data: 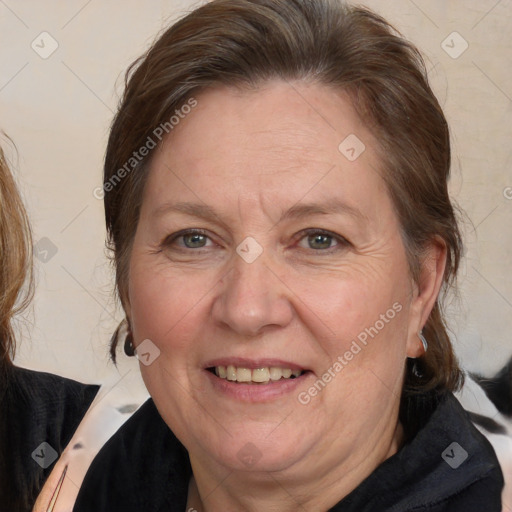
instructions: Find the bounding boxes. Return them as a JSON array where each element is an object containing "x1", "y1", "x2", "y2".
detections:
[
  {"x1": 0, "y1": 138, "x2": 33, "y2": 379},
  {"x1": 104, "y1": 0, "x2": 463, "y2": 394}
]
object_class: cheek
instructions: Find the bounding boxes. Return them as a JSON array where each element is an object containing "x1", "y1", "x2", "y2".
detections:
[
  {"x1": 128, "y1": 261, "x2": 211, "y2": 351},
  {"x1": 291, "y1": 264, "x2": 408, "y2": 344},
  {"x1": 304, "y1": 281, "x2": 408, "y2": 418},
  {"x1": 127, "y1": 263, "x2": 213, "y2": 410},
  {"x1": 290, "y1": 262, "x2": 411, "y2": 405}
]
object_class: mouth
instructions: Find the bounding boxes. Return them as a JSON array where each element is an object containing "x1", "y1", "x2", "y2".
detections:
[
  {"x1": 203, "y1": 359, "x2": 312, "y2": 402},
  {"x1": 207, "y1": 365, "x2": 308, "y2": 384}
]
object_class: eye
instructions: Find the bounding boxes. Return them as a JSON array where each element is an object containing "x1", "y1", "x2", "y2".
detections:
[
  {"x1": 182, "y1": 232, "x2": 209, "y2": 249},
  {"x1": 162, "y1": 229, "x2": 214, "y2": 250},
  {"x1": 296, "y1": 229, "x2": 348, "y2": 252}
]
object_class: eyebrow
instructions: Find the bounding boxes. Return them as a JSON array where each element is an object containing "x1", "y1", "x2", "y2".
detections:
[
  {"x1": 278, "y1": 200, "x2": 366, "y2": 223},
  {"x1": 153, "y1": 202, "x2": 219, "y2": 221},
  {"x1": 152, "y1": 199, "x2": 366, "y2": 225}
]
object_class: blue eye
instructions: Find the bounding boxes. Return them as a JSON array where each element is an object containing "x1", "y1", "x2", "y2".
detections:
[
  {"x1": 306, "y1": 233, "x2": 335, "y2": 250},
  {"x1": 164, "y1": 229, "x2": 213, "y2": 250},
  {"x1": 182, "y1": 232, "x2": 208, "y2": 248},
  {"x1": 297, "y1": 229, "x2": 347, "y2": 251},
  {"x1": 162, "y1": 228, "x2": 348, "y2": 254}
]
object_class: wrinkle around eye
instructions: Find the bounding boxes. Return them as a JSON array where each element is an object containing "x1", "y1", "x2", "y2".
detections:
[{"x1": 153, "y1": 225, "x2": 357, "y2": 264}]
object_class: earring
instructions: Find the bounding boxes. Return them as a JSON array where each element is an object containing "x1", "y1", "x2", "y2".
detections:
[
  {"x1": 410, "y1": 358, "x2": 424, "y2": 378},
  {"x1": 418, "y1": 331, "x2": 428, "y2": 353},
  {"x1": 124, "y1": 330, "x2": 135, "y2": 357}
]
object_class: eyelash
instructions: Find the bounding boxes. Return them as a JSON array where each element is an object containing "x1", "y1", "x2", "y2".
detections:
[
  {"x1": 162, "y1": 229, "x2": 213, "y2": 250},
  {"x1": 161, "y1": 228, "x2": 350, "y2": 254},
  {"x1": 296, "y1": 228, "x2": 350, "y2": 253}
]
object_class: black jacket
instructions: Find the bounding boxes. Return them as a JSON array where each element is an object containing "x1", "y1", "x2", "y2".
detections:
[
  {"x1": 0, "y1": 365, "x2": 99, "y2": 512},
  {"x1": 73, "y1": 391, "x2": 504, "y2": 511}
]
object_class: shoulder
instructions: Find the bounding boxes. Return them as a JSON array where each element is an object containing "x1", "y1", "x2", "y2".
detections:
[
  {"x1": 74, "y1": 399, "x2": 191, "y2": 512},
  {"x1": 6, "y1": 366, "x2": 99, "y2": 438},
  {"x1": 395, "y1": 392, "x2": 504, "y2": 510},
  {"x1": 7, "y1": 365, "x2": 99, "y2": 401},
  {"x1": 334, "y1": 391, "x2": 504, "y2": 512},
  {"x1": 0, "y1": 366, "x2": 99, "y2": 510},
  {"x1": 417, "y1": 392, "x2": 503, "y2": 475}
]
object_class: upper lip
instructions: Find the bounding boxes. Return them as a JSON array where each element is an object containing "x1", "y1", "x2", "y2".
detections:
[{"x1": 204, "y1": 358, "x2": 307, "y2": 371}]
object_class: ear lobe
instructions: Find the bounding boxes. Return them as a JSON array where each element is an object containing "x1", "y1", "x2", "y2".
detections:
[{"x1": 406, "y1": 238, "x2": 447, "y2": 358}]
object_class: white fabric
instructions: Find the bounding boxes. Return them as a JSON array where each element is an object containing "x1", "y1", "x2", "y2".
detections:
[{"x1": 456, "y1": 375, "x2": 512, "y2": 511}]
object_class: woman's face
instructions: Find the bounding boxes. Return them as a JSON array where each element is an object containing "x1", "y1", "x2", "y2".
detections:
[{"x1": 128, "y1": 81, "x2": 440, "y2": 481}]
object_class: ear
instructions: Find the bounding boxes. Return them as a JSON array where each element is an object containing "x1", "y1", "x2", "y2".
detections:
[
  {"x1": 406, "y1": 237, "x2": 447, "y2": 358},
  {"x1": 120, "y1": 279, "x2": 132, "y2": 327},
  {"x1": 123, "y1": 298, "x2": 131, "y2": 327}
]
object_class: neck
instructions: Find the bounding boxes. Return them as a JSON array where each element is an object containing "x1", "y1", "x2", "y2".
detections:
[{"x1": 187, "y1": 421, "x2": 404, "y2": 512}]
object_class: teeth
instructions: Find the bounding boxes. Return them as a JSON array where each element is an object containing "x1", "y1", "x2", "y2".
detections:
[
  {"x1": 269, "y1": 367, "x2": 282, "y2": 380},
  {"x1": 227, "y1": 365, "x2": 237, "y2": 381},
  {"x1": 213, "y1": 365, "x2": 303, "y2": 384},
  {"x1": 252, "y1": 368, "x2": 270, "y2": 382},
  {"x1": 236, "y1": 367, "x2": 252, "y2": 382}
]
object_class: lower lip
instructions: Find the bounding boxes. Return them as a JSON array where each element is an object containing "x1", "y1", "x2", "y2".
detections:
[{"x1": 204, "y1": 370, "x2": 310, "y2": 403}]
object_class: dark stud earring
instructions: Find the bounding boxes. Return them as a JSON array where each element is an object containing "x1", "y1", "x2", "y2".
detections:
[{"x1": 124, "y1": 331, "x2": 135, "y2": 357}]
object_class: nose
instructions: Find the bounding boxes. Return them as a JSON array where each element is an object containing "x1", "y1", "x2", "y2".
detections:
[{"x1": 211, "y1": 253, "x2": 294, "y2": 337}]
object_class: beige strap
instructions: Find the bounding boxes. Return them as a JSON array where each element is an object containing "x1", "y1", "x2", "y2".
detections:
[{"x1": 33, "y1": 377, "x2": 145, "y2": 512}]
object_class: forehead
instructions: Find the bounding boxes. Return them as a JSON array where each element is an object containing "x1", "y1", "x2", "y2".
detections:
[{"x1": 144, "y1": 80, "x2": 390, "y2": 222}]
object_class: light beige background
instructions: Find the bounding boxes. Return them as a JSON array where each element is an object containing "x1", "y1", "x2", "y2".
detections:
[{"x1": 1, "y1": 0, "x2": 511, "y2": 389}]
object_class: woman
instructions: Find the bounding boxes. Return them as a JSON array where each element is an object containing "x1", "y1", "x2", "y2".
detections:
[
  {"x1": 0, "y1": 140, "x2": 99, "y2": 511},
  {"x1": 72, "y1": 0, "x2": 504, "y2": 510}
]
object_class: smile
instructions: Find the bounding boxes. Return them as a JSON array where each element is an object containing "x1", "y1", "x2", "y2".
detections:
[{"x1": 209, "y1": 365, "x2": 305, "y2": 384}]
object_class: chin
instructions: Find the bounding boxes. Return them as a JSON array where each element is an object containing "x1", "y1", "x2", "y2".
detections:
[{"x1": 200, "y1": 427, "x2": 311, "y2": 474}]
